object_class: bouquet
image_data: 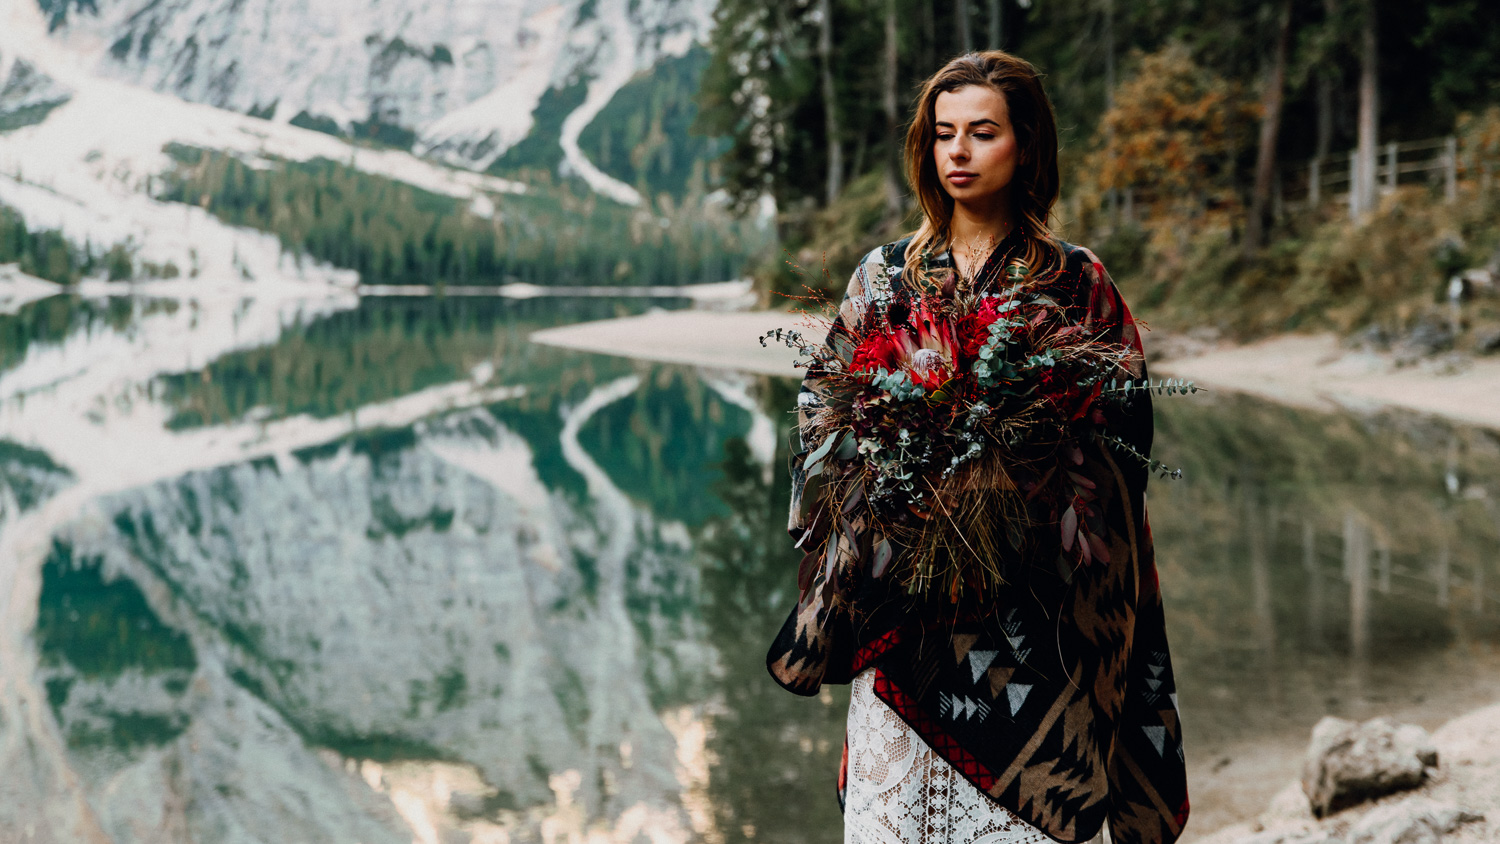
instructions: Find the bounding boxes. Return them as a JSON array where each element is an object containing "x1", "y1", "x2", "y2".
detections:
[{"x1": 765, "y1": 254, "x2": 1193, "y2": 605}]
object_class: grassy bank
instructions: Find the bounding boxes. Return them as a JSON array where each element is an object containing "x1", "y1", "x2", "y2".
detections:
[
  {"x1": 1097, "y1": 183, "x2": 1500, "y2": 342},
  {"x1": 757, "y1": 167, "x2": 1500, "y2": 350}
]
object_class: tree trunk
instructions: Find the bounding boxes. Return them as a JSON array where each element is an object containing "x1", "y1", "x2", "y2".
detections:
[
  {"x1": 922, "y1": 0, "x2": 936, "y2": 76},
  {"x1": 1103, "y1": 0, "x2": 1115, "y2": 103},
  {"x1": 818, "y1": 0, "x2": 843, "y2": 206},
  {"x1": 884, "y1": 0, "x2": 903, "y2": 217},
  {"x1": 1103, "y1": 0, "x2": 1118, "y2": 225},
  {"x1": 1315, "y1": 75, "x2": 1334, "y2": 161},
  {"x1": 1245, "y1": 0, "x2": 1293, "y2": 255},
  {"x1": 956, "y1": 0, "x2": 973, "y2": 53},
  {"x1": 1315, "y1": 0, "x2": 1338, "y2": 162},
  {"x1": 1352, "y1": 0, "x2": 1378, "y2": 218},
  {"x1": 988, "y1": 0, "x2": 1002, "y2": 49}
]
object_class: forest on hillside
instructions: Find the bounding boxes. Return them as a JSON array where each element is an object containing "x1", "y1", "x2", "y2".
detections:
[{"x1": 697, "y1": 0, "x2": 1500, "y2": 338}]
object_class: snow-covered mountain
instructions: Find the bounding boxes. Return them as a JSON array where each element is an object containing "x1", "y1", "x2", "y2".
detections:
[{"x1": 39, "y1": 0, "x2": 714, "y2": 203}]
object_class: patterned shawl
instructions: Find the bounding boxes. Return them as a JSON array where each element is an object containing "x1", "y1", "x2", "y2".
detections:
[{"x1": 766, "y1": 232, "x2": 1190, "y2": 844}]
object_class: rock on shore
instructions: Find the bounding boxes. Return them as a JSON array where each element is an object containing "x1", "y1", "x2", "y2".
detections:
[{"x1": 1195, "y1": 705, "x2": 1500, "y2": 844}]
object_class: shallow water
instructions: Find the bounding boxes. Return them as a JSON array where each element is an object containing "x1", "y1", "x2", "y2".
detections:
[{"x1": 0, "y1": 293, "x2": 1496, "y2": 842}]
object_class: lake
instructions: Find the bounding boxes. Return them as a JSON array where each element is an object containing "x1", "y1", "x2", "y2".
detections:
[{"x1": 0, "y1": 291, "x2": 1497, "y2": 843}]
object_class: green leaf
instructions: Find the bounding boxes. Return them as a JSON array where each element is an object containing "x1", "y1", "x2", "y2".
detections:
[
  {"x1": 835, "y1": 431, "x2": 857, "y2": 461},
  {"x1": 871, "y1": 538, "x2": 893, "y2": 578},
  {"x1": 803, "y1": 431, "x2": 839, "y2": 471}
]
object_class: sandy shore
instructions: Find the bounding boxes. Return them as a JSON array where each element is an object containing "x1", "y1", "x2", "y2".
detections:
[
  {"x1": 529, "y1": 310, "x2": 807, "y2": 378},
  {"x1": 1150, "y1": 333, "x2": 1500, "y2": 432},
  {"x1": 531, "y1": 310, "x2": 1500, "y2": 431}
]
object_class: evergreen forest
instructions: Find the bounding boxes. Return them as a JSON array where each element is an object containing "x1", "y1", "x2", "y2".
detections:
[
  {"x1": 152, "y1": 145, "x2": 759, "y2": 288},
  {"x1": 696, "y1": 0, "x2": 1500, "y2": 337}
]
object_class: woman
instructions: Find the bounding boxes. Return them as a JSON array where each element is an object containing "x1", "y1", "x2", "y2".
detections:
[{"x1": 766, "y1": 52, "x2": 1190, "y2": 844}]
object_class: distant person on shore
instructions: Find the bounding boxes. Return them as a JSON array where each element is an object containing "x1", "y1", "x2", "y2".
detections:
[{"x1": 766, "y1": 51, "x2": 1190, "y2": 844}]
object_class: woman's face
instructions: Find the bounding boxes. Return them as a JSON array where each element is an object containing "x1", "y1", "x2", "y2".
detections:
[{"x1": 932, "y1": 85, "x2": 1019, "y2": 208}]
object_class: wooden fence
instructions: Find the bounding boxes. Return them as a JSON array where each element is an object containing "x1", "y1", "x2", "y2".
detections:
[
  {"x1": 1276, "y1": 136, "x2": 1463, "y2": 219},
  {"x1": 1085, "y1": 131, "x2": 1499, "y2": 232}
]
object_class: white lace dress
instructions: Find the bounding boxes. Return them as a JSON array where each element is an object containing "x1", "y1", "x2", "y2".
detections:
[{"x1": 844, "y1": 669, "x2": 1056, "y2": 844}]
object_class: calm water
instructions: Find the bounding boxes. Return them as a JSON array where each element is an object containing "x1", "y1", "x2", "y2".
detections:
[{"x1": 0, "y1": 292, "x2": 1497, "y2": 843}]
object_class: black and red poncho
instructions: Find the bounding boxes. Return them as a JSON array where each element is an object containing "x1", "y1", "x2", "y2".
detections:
[{"x1": 767, "y1": 230, "x2": 1191, "y2": 844}]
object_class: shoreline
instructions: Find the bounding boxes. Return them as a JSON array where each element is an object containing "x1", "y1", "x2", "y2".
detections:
[{"x1": 530, "y1": 309, "x2": 1500, "y2": 431}]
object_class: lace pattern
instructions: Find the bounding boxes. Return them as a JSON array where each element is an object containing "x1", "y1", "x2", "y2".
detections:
[{"x1": 844, "y1": 669, "x2": 1055, "y2": 844}]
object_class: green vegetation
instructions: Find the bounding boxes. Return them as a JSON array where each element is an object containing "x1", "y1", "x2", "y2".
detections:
[
  {"x1": 577, "y1": 47, "x2": 730, "y2": 198},
  {"x1": 700, "y1": 0, "x2": 1500, "y2": 339},
  {"x1": 492, "y1": 81, "x2": 589, "y2": 176},
  {"x1": 0, "y1": 204, "x2": 137, "y2": 284},
  {"x1": 34, "y1": 540, "x2": 197, "y2": 678},
  {"x1": 154, "y1": 296, "x2": 652, "y2": 429},
  {"x1": 36, "y1": 0, "x2": 95, "y2": 31},
  {"x1": 0, "y1": 438, "x2": 72, "y2": 512},
  {"x1": 298, "y1": 727, "x2": 455, "y2": 763},
  {"x1": 1110, "y1": 179, "x2": 1500, "y2": 338},
  {"x1": 0, "y1": 297, "x2": 181, "y2": 374},
  {"x1": 155, "y1": 144, "x2": 758, "y2": 287},
  {"x1": 576, "y1": 367, "x2": 752, "y2": 525}
]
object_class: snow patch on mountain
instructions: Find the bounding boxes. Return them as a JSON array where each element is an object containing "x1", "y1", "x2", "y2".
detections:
[
  {"x1": 0, "y1": 0, "x2": 536, "y2": 287},
  {"x1": 42, "y1": 0, "x2": 717, "y2": 188}
]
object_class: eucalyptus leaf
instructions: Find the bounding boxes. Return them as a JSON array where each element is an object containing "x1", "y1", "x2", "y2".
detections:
[
  {"x1": 842, "y1": 480, "x2": 865, "y2": 514},
  {"x1": 803, "y1": 431, "x2": 838, "y2": 470},
  {"x1": 871, "y1": 538, "x2": 893, "y2": 578},
  {"x1": 835, "y1": 431, "x2": 858, "y2": 461}
]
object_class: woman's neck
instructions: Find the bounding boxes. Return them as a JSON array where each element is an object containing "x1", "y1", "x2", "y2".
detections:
[{"x1": 947, "y1": 196, "x2": 1015, "y2": 277}]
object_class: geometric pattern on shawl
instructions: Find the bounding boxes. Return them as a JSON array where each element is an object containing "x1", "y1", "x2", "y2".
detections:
[{"x1": 767, "y1": 232, "x2": 1190, "y2": 844}]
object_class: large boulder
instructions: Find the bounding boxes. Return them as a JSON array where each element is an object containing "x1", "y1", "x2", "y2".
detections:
[{"x1": 1301, "y1": 717, "x2": 1438, "y2": 818}]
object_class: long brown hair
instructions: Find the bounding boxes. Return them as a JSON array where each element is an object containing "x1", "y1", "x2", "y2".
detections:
[{"x1": 903, "y1": 51, "x2": 1062, "y2": 282}]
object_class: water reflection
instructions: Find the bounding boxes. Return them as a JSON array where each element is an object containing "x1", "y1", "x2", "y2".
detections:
[{"x1": 0, "y1": 293, "x2": 1497, "y2": 842}]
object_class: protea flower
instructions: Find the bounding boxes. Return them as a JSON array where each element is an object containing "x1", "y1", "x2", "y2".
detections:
[{"x1": 850, "y1": 303, "x2": 958, "y2": 390}]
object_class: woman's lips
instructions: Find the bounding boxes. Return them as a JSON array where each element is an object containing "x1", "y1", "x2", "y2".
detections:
[{"x1": 946, "y1": 171, "x2": 979, "y2": 186}]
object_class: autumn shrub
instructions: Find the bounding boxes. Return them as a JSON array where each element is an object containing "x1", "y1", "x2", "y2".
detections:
[
  {"x1": 1092, "y1": 95, "x2": 1500, "y2": 343},
  {"x1": 1073, "y1": 43, "x2": 1259, "y2": 275}
]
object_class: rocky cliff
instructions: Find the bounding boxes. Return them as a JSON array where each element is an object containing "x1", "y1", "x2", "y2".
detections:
[{"x1": 40, "y1": 0, "x2": 714, "y2": 181}]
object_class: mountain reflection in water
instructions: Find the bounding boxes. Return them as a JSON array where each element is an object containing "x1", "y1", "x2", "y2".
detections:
[{"x1": 0, "y1": 292, "x2": 1496, "y2": 842}]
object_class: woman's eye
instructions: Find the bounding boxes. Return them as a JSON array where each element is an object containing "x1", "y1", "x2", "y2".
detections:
[
  {"x1": 974, "y1": 133, "x2": 994, "y2": 140},
  {"x1": 936, "y1": 134, "x2": 954, "y2": 141}
]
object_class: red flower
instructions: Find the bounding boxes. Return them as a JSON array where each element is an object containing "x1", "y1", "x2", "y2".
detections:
[
  {"x1": 955, "y1": 297, "x2": 1003, "y2": 363},
  {"x1": 850, "y1": 303, "x2": 960, "y2": 391}
]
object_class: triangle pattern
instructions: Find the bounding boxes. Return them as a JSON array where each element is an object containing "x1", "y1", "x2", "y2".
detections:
[
  {"x1": 987, "y1": 666, "x2": 1015, "y2": 700},
  {"x1": 1007, "y1": 683, "x2": 1033, "y2": 716},
  {"x1": 1149, "y1": 664, "x2": 1165, "y2": 677},
  {"x1": 1143, "y1": 725, "x2": 1167, "y2": 756},
  {"x1": 1161, "y1": 709, "x2": 1178, "y2": 735},
  {"x1": 1007, "y1": 634, "x2": 1026, "y2": 652},
  {"x1": 940, "y1": 692, "x2": 991, "y2": 721},
  {"x1": 952, "y1": 633, "x2": 979, "y2": 662},
  {"x1": 1169, "y1": 693, "x2": 1179, "y2": 711},
  {"x1": 968, "y1": 649, "x2": 999, "y2": 684},
  {"x1": 1145, "y1": 678, "x2": 1162, "y2": 691}
]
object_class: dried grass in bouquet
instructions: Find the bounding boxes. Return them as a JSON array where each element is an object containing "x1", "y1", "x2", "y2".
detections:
[{"x1": 765, "y1": 243, "x2": 1194, "y2": 607}]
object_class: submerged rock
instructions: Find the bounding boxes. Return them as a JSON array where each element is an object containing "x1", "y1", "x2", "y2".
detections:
[{"x1": 1302, "y1": 717, "x2": 1438, "y2": 818}]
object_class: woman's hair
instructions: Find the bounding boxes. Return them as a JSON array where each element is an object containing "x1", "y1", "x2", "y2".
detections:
[{"x1": 903, "y1": 51, "x2": 1062, "y2": 283}]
